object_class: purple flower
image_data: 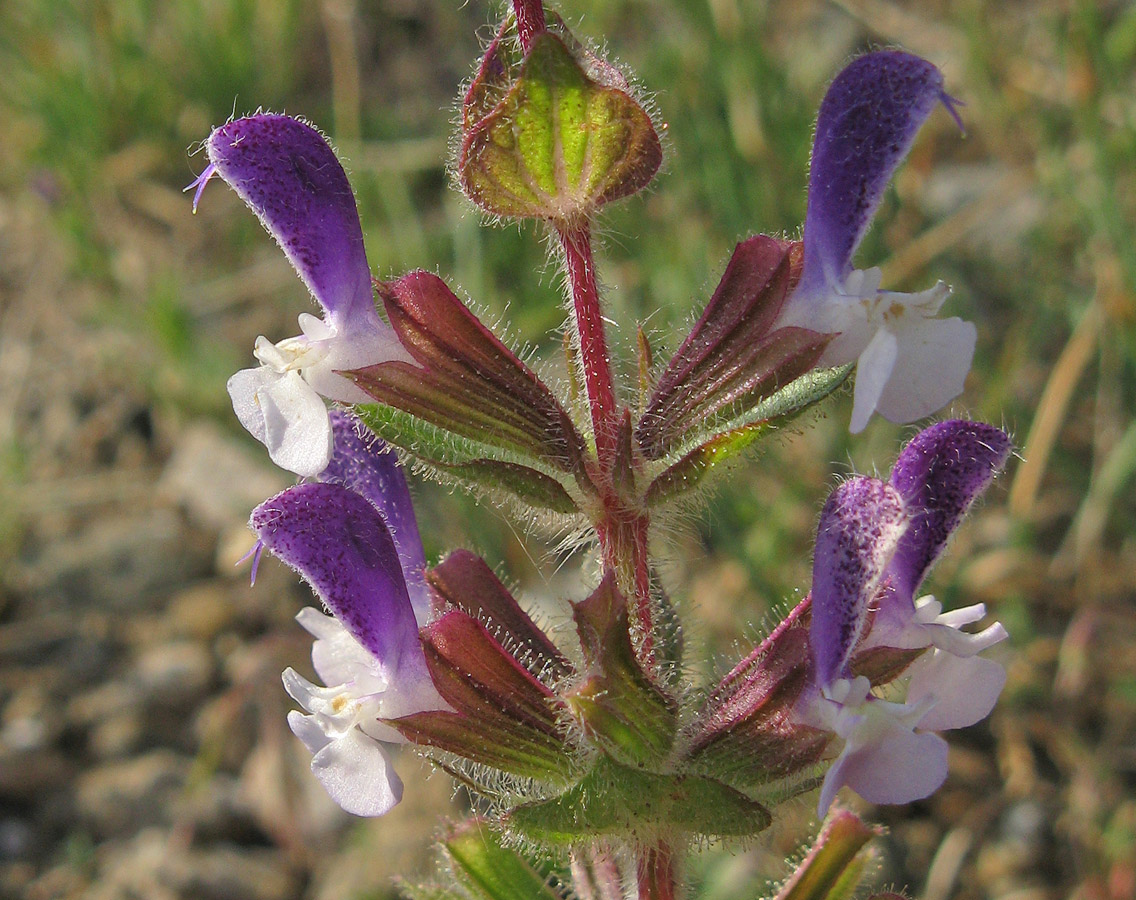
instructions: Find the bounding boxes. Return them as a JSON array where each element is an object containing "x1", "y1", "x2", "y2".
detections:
[
  {"x1": 190, "y1": 115, "x2": 410, "y2": 476},
  {"x1": 252, "y1": 412, "x2": 443, "y2": 816},
  {"x1": 799, "y1": 420, "x2": 1011, "y2": 815},
  {"x1": 776, "y1": 52, "x2": 975, "y2": 432}
]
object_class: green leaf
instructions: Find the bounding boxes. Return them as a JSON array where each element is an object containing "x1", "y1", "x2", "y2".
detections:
[
  {"x1": 645, "y1": 365, "x2": 852, "y2": 506},
  {"x1": 353, "y1": 403, "x2": 584, "y2": 513},
  {"x1": 567, "y1": 577, "x2": 677, "y2": 767},
  {"x1": 773, "y1": 811, "x2": 880, "y2": 900},
  {"x1": 446, "y1": 820, "x2": 564, "y2": 900},
  {"x1": 354, "y1": 402, "x2": 517, "y2": 467},
  {"x1": 645, "y1": 421, "x2": 770, "y2": 505},
  {"x1": 442, "y1": 459, "x2": 578, "y2": 514},
  {"x1": 508, "y1": 756, "x2": 772, "y2": 846}
]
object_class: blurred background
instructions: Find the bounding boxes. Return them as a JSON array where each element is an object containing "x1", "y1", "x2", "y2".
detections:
[{"x1": 1, "y1": 1, "x2": 1134, "y2": 898}]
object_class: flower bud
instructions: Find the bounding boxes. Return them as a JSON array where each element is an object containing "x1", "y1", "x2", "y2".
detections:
[{"x1": 457, "y1": 15, "x2": 662, "y2": 224}]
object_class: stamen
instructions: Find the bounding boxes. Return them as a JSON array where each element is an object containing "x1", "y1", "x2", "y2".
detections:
[
  {"x1": 236, "y1": 539, "x2": 266, "y2": 585},
  {"x1": 184, "y1": 163, "x2": 219, "y2": 214},
  {"x1": 939, "y1": 92, "x2": 967, "y2": 137}
]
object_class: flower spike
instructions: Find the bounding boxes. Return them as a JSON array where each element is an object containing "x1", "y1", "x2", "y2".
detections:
[
  {"x1": 885, "y1": 420, "x2": 1014, "y2": 606},
  {"x1": 318, "y1": 410, "x2": 430, "y2": 624},
  {"x1": 810, "y1": 477, "x2": 908, "y2": 687},
  {"x1": 204, "y1": 115, "x2": 375, "y2": 325}
]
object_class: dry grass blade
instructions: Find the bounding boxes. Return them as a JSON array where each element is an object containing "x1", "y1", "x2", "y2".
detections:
[{"x1": 1008, "y1": 300, "x2": 1100, "y2": 521}]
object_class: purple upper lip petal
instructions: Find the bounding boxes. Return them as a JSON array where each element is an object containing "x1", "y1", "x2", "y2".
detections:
[
  {"x1": 800, "y1": 51, "x2": 955, "y2": 297},
  {"x1": 202, "y1": 114, "x2": 380, "y2": 331}
]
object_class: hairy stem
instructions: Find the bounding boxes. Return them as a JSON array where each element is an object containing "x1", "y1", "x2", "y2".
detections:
[
  {"x1": 512, "y1": 0, "x2": 546, "y2": 51},
  {"x1": 558, "y1": 225, "x2": 657, "y2": 667},
  {"x1": 597, "y1": 512, "x2": 656, "y2": 669},
  {"x1": 637, "y1": 843, "x2": 678, "y2": 900},
  {"x1": 560, "y1": 222, "x2": 620, "y2": 470}
]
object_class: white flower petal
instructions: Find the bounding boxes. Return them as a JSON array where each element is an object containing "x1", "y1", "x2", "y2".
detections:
[
  {"x1": 309, "y1": 728, "x2": 403, "y2": 817},
  {"x1": 874, "y1": 317, "x2": 976, "y2": 425},
  {"x1": 227, "y1": 366, "x2": 275, "y2": 443},
  {"x1": 907, "y1": 651, "x2": 1007, "y2": 731},
  {"x1": 258, "y1": 370, "x2": 333, "y2": 477},
  {"x1": 297, "y1": 312, "x2": 335, "y2": 341},
  {"x1": 933, "y1": 602, "x2": 988, "y2": 628},
  {"x1": 922, "y1": 620, "x2": 1008, "y2": 658},
  {"x1": 303, "y1": 323, "x2": 412, "y2": 405},
  {"x1": 281, "y1": 667, "x2": 346, "y2": 719},
  {"x1": 295, "y1": 606, "x2": 343, "y2": 642},
  {"x1": 850, "y1": 328, "x2": 898, "y2": 433},
  {"x1": 287, "y1": 710, "x2": 332, "y2": 754},
  {"x1": 830, "y1": 725, "x2": 948, "y2": 810}
]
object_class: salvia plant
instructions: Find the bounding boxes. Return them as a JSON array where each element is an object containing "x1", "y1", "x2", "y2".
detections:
[{"x1": 189, "y1": 3, "x2": 1014, "y2": 898}]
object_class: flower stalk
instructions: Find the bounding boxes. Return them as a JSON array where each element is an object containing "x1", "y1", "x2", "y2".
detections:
[{"x1": 560, "y1": 222, "x2": 621, "y2": 470}]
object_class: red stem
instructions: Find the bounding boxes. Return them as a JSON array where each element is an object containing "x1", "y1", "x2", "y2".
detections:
[
  {"x1": 512, "y1": 0, "x2": 546, "y2": 51},
  {"x1": 637, "y1": 843, "x2": 678, "y2": 900},
  {"x1": 631, "y1": 514, "x2": 654, "y2": 666},
  {"x1": 559, "y1": 223, "x2": 619, "y2": 469},
  {"x1": 595, "y1": 512, "x2": 656, "y2": 669},
  {"x1": 559, "y1": 224, "x2": 656, "y2": 665}
]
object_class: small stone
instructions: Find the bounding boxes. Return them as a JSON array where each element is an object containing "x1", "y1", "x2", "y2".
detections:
[
  {"x1": 168, "y1": 843, "x2": 300, "y2": 900},
  {"x1": 0, "y1": 817, "x2": 33, "y2": 860},
  {"x1": 67, "y1": 680, "x2": 144, "y2": 728},
  {"x1": 88, "y1": 711, "x2": 145, "y2": 759},
  {"x1": 0, "y1": 748, "x2": 73, "y2": 802},
  {"x1": 172, "y1": 775, "x2": 262, "y2": 843},
  {"x1": 166, "y1": 583, "x2": 238, "y2": 641},
  {"x1": 19, "y1": 508, "x2": 212, "y2": 612},
  {"x1": 75, "y1": 751, "x2": 187, "y2": 838},
  {"x1": 158, "y1": 422, "x2": 287, "y2": 533},
  {"x1": 83, "y1": 828, "x2": 178, "y2": 900},
  {"x1": 132, "y1": 640, "x2": 214, "y2": 706}
]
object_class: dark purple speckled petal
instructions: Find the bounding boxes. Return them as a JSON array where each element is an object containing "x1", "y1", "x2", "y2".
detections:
[
  {"x1": 800, "y1": 52, "x2": 953, "y2": 295},
  {"x1": 206, "y1": 115, "x2": 378, "y2": 328},
  {"x1": 810, "y1": 477, "x2": 907, "y2": 686},
  {"x1": 252, "y1": 482, "x2": 420, "y2": 671},
  {"x1": 319, "y1": 411, "x2": 428, "y2": 620},
  {"x1": 886, "y1": 421, "x2": 1012, "y2": 604}
]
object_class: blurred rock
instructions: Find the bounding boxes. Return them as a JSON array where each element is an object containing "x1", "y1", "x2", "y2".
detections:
[
  {"x1": 87, "y1": 829, "x2": 300, "y2": 900},
  {"x1": 68, "y1": 680, "x2": 144, "y2": 730},
  {"x1": 132, "y1": 640, "x2": 214, "y2": 707},
  {"x1": 83, "y1": 829, "x2": 181, "y2": 900},
  {"x1": 75, "y1": 751, "x2": 188, "y2": 838},
  {"x1": 0, "y1": 748, "x2": 73, "y2": 802},
  {"x1": 165, "y1": 583, "x2": 239, "y2": 641},
  {"x1": 0, "y1": 816, "x2": 34, "y2": 860},
  {"x1": 15, "y1": 509, "x2": 213, "y2": 612},
  {"x1": 193, "y1": 693, "x2": 258, "y2": 774},
  {"x1": 172, "y1": 774, "x2": 263, "y2": 844},
  {"x1": 158, "y1": 423, "x2": 287, "y2": 534},
  {"x1": 168, "y1": 843, "x2": 300, "y2": 900},
  {"x1": 88, "y1": 711, "x2": 146, "y2": 760}
]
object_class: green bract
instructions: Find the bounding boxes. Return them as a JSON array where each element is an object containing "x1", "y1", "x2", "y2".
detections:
[{"x1": 459, "y1": 29, "x2": 662, "y2": 223}]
